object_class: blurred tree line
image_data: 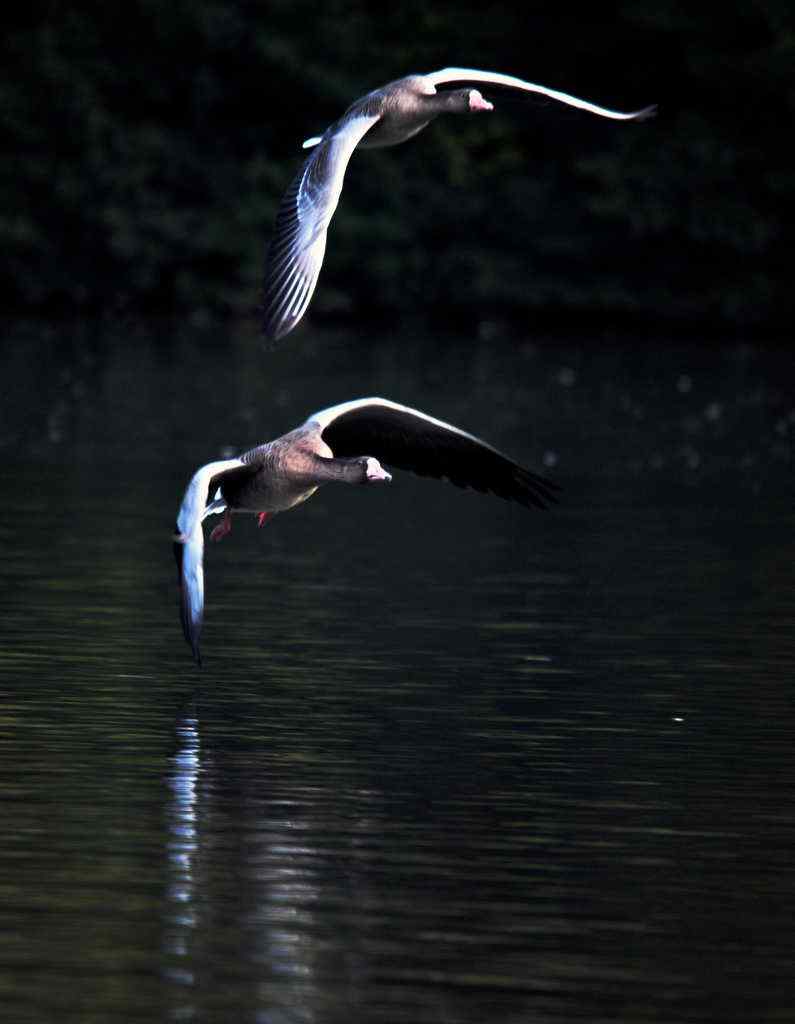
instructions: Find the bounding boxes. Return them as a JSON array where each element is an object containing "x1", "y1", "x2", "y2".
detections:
[{"x1": 1, "y1": 1, "x2": 792, "y2": 334}]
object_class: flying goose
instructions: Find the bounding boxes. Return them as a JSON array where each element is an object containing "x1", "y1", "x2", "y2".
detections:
[
  {"x1": 261, "y1": 67, "x2": 655, "y2": 341},
  {"x1": 174, "y1": 396, "x2": 559, "y2": 663}
]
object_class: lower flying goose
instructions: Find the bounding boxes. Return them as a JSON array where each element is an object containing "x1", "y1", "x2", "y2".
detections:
[{"x1": 174, "y1": 397, "x2": 558, "y2": 663}]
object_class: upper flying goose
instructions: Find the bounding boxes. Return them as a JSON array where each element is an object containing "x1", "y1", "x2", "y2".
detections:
[
  {"x1": 173, "y1": 396, "x2": 559, "y2": 664},
  {"x1": 261, "y1": 67, "x2": 656, "y2": 341}
]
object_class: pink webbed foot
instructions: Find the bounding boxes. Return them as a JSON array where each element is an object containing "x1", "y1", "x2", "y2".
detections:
[
  {"x1": 257, "y1": 512, "x2": 272, "y2": 528},
  {"x1": 210, "y1": 510, "x2": 233, "y2": 542}
]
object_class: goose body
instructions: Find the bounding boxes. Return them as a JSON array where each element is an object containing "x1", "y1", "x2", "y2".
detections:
[
  {"x1": 174, "y1": 397, "x2": 558, "y2": 663},
  {"x1": 261, "y1": 67, "x2": 656, "y2": 341}
]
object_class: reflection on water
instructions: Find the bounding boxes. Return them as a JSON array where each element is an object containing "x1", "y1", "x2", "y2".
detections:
[
  {"x1": 0, "y1": 320, "x2": 793, "y2": 1023},
  {"x1": 164, "y1": 708, "x2": 200, "y2": 995}
]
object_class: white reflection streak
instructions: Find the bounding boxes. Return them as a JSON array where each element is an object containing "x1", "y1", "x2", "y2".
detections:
[{"x1": 164, "y1": 709, "x2": 200, "y2": 998}]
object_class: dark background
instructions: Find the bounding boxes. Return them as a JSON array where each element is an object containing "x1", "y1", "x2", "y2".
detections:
[
  {"x1": 2, "y1": 1, "x2": 792, "y2": 336},
  {"x1": 2, "y1": 9, "x2": 795, "y2": 1021}
]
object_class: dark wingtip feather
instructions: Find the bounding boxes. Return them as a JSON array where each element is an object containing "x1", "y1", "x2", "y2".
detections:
[
  {"x1": 260, "y1": 305, "x2": 300, "y2": 345},
  {"x1": 633, "y1": 104, "x2": 658, "y2": 121},
  {"x1": 516, "y1": 469, "x2": 561, "y2": 510},
  {"x1": 258, "y1": 301, "x2": 293, "y2": 347}
]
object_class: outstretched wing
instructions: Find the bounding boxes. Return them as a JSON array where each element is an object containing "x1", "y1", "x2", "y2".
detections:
[
  {"x1": 425, "y1": 67, "x2": 656, "y2": 121},
  {"x1": 309, "y1": 397, "x2": 559, "y2": 510},
  {"x1": 174, "y1": 526, "x2": 206, "y2": 665},
  {"x1": 261, "y1": 113, "x2": 381, "y2": 342},
  {"x1": 173, "y1": 457, "x2": 246, "y2": 664}
]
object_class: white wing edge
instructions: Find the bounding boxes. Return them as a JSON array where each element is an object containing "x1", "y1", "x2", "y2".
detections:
[
  {"x1": 175, "y1": 458, "x2": 244, "y2": 542},
  {"x1": 425, "y1": 67, "x2": 655, "y2": 121},
  {"x1": 298, "y1": 113, "x2": 382, "y2": 217},
  {"x1": 301, "y1": 99, "x2": 383, "y2": 151},
  {"x1": 174, "y1": 457, "x2": 243, "y2": 664},
  {"x1": 179, "y1": 525, "x2": 205, "y2": 660},
  {"x1": 306, "y1": 396, "x2": 500, "y2": 453}
]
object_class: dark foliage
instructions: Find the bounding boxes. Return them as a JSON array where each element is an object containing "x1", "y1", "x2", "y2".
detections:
[{"x1": 1, "y1": 1, "x2": 792, "y2": 332}]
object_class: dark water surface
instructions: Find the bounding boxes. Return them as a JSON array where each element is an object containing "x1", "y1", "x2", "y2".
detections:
[{"x1": 1, "y1": 319, "x2": 793, "y2": 1022}]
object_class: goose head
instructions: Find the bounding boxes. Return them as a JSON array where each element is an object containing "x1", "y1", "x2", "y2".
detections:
[
  {"x1": 363, "y1": 456, "x2": 392, "y2": 483},
  {"x1": 434, "y1": 87, "x2": 494, "y2": 114}
]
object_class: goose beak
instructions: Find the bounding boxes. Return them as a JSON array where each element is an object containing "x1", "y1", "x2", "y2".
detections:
[
  {"x1": 365, "y1": 457, "x2": 392, "y2": 484},
  {"x1": 469, "y1": 89, "x2": 493, "y2": 112}
]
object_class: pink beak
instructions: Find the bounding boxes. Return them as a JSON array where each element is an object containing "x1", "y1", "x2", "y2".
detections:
[{"x1": 469, "y1": 89, "x2": 494, "y2": 112}]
